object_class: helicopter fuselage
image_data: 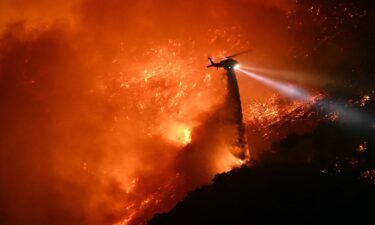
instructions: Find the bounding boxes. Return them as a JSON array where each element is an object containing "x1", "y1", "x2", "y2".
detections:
[{"x1": 208, "y1": 58, "x2": 238, "y2": 71}]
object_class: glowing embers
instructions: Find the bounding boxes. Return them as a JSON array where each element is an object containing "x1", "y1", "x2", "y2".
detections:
[
  {"x1": 243, "y1": 94, "x2": 320, "y2": 132},
  {"x1": 356, "y1": 141, "x2": 367, "y2": 153},
  {"x1": 361, "y1": 169, "x2": 375, "y2": 184},
  {"x1": 360, "y1": 95, "x2": 370, "y2": 107},
  {"x1": 237, "y1": 66, "x2": 374, "y2": 126}
]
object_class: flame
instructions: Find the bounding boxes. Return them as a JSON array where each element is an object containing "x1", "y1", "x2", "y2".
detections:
[
  {"x1": 0, "y1": 1, "x2": 335, "y2": 225},
  {"x1": 183, "y1": 128, "x2": 192, "y2": 145},
  {"x1": 160, "y1": 122, "x2": 192, "y2": 146},
  {"x1": 214, "y1": 148, "x2": 245, "y2": 172},
  {"x1": 357, "y1": 142, "x2": 367, "y2": 153},
  {"x1": 244, "y1": 93, "x2": 323, "y2": 135},
  {"x1": 243, "y1": 93, "x2": 324, "y2": 157},
  {"x1": 360, "y1": 95, "x2": 370, "y2": 107}
]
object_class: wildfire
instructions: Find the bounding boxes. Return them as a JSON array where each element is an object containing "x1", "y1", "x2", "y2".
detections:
[
  {"x1": 360, "y1": 95, "x2": 371, "y2": 107},
  {"x1": 1, "y1": 1, "x2": 353, "y2": 225},
  {"x1": 244, "y1": 94, "x2": 321, "y2": 133},
  {"x1": 105, "y1": 30, "x2": 252, "y2": 224},
  {"x1": 241, "y1": 93, "x2": 326, "y2": 157},
  {"x1": 212, "y1": 146, "x2": 246, "y2": 173},
  {"x1": 160, "y1": 122, "x2": 192, "y2": 146},
  {"x1": 183, "y1": 128, "x2": 192, "y2": 145},
  {"x1": 357, "y1": 142, "x2": 367, "y2": 153}
]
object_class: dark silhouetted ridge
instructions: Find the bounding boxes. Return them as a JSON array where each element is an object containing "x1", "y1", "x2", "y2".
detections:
[{"x1": 149, "y1": 164, "x2": 375, "y2": 225}]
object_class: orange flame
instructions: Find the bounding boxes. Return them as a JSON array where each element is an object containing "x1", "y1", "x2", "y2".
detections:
[{"x1": 0, "y1": 1, "x2": 325, "y2": 225}]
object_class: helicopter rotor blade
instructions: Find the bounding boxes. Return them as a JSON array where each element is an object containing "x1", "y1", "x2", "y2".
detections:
[{"x1": 225, "y1": 49, "x2": 253, "y2": 58}]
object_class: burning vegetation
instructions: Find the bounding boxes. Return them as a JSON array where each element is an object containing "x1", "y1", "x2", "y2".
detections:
[{"x1": 1, "y1": 0, "x2": 374, "y2": 225}]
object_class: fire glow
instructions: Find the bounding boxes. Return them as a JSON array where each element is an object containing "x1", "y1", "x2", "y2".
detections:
[
  {"x1": 161, "y1": 122, "x2": 192, "y2": 146},
  {"x1": 0, "y1": 1, "x2": 343, "y2": 225}
]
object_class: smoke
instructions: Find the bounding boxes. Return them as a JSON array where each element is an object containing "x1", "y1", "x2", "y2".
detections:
[
  {"x1": 0, "y1": 24, "x2": 126, "y2": 225},
  {"x1": 0, "y1": 1, "x2": 303, "y2": 225}
]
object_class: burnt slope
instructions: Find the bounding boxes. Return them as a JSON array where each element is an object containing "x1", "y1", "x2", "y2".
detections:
[
  {"x1": 149, "y1": 164, "x2": 375, "y2": 225},
  {"x1": 149, "y1": 121, "x2": 375, "y2": 225}
]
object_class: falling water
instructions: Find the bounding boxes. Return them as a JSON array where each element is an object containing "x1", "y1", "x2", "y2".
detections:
[{"x1": 225, "y1": 68, "x2": 249, "y2": 160}]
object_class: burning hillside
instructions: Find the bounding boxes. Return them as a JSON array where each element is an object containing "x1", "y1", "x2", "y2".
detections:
[{"x1": 1, "y1": 0, "x2": 374, "y2": 225}]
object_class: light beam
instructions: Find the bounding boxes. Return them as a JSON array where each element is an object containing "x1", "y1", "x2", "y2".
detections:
[
  {"x1": 236, "y1": 67, "x2": 374, "y2": 127},
  {"x1": 236, "y1": 67, "x2": 312, "y2": 101}
]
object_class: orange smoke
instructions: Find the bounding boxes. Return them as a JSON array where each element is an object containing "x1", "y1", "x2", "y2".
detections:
[{"x1": 0, "y1": 1, "x2": 306, "y2": 225}]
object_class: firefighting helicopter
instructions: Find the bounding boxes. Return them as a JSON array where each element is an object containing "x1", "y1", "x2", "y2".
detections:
[{"x1": 207, "y1": 50, "x2": 252, "y2": 71}]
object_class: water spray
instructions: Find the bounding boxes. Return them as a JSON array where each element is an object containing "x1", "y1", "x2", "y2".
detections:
[{"x1": 207, "y1": 56, "x2": 249, "y2": 160}]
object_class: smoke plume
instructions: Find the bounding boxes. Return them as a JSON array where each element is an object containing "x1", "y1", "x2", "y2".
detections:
[{"x1": 0, "y1": 1, "x2": 321, "y2": 224}]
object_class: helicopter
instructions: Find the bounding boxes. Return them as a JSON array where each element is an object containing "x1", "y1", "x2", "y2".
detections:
[
  {"x1": 207, "y1": 50, "x2": 252, "y2": 71},
  {"x1": 207, "y1": 57, "x2": 239, "y2": 71}
]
